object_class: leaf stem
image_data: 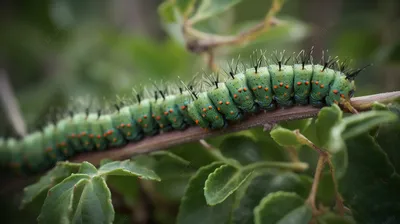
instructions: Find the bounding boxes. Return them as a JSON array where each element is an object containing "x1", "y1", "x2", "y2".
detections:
[{"x1": 243, "y1": 161, "x2": 309, "y2": 172}]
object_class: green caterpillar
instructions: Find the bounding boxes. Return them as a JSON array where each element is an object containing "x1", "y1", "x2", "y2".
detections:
[{"x1": 0, "y1": 49, "x2": 367, "y2": 174}]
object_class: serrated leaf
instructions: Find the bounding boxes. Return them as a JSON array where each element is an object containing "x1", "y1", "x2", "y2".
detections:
[
  {"x1": 270, "y1": 126, "x2": 302, "y2": 147},
  {"x1": 219, "y1": 136, "x2": 262, "y2": 165},
  {"x1": 204, "y1": 164, "x2": 253, "y2": 205},
  {"x1": 316, "y1": 105, "x2": 342, "y2": 147},
  {"x1": 21, "y1": 163, "x2": 80, "y2": 209},
  {"x1": 177, "y1": 162, "x2": 233, "y2": 224},
  {"x1": 189, "y1": 0, "x2": 242, "y2": 23},
  {"x1": 72, "y1": 176, "x2": 114, "y2": 224},
  {"x1": 233, "y1": 172, "x2": 311, "y2": 224},
  {"x1": 98, "y1": 160, "x2": 160, "y2": 181},
  {"x1": 78, "y1": 162, "x2": 98, "y2": 176},
  {"x1": 328, "y1": 110, "x2": 398, "y2": 153},
  {"x1": 339, "y1": 134, "x2": 400, "y2": 223},
  {"x1": 254, "y1": 191, "x2": 312, "y2": 224},
  {"x1": 38, "y1": 174, "x2": 90, "y2": 224}
]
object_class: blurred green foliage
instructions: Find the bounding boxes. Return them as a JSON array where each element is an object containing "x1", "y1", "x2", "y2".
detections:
[{"x1": 0, "y1": 0, "x2": 399, "y2": 223}]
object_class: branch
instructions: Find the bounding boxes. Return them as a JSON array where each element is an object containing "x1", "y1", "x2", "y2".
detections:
[{"x1": 72, "y1": 91, "x2": 400, "y2": 165}]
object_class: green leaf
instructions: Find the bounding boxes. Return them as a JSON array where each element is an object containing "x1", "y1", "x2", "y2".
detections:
[
  {"x1": 21, "y1": 163, "x2": 80, "y2": 209},
  {"x1": 150, "y1": 151, "x2": 191, "y2": 166},
  {"x1": 219, "y1": 136, "x2": 262, "y2": 165},
  {"x1": 98, "y1": 160, "x2": 160, "y2": 181},
  {"x1": 340, "y1": 134, "x2": 400, "y2": 223},
  {"x1": 254, "y1": 191, "x2": 312, "y2": 224},
  {"x1": 177, "y1": 162, "x2": 233, "y2": 224},
  {"x1": 153, "y1": 153, "x2": 196, "y2": 201},
  {"x1": 37, "y1": 174, "x2": 90, "y2": 224},
  {"x1": 316, "y1": 105, "x2": 342, "y2": 147},
  {"x1": 270, "y1": 126, "x2": 302, "y2": 147},
  {"x1": 177, "y1": 0, "x2": 196, "y2": 17},
  {"x1": 204, "y1": 164, "x2": 253, "y2": 205},
  {"x1": 107, "y1": 175, "x2": 139, "y2": 207},
  {"x1": 189, "y1": 0, "x2": 242, "y2": 24},
  {"x1": 72, "y1": 176, "x2": 114, "y2": 224},
  {"x1": 78, "y1": 162, "x2": 98, "y2": 176},
  {"x1": 233, "y1": 172, "x2": 312, "y2": 224},
  {"x1": 328, "y1": 110, "x2": 398, "y2": 153},
  {"x1": 317, "y1": 212, "x2": 356, "y2": 224},
  {"x1": 279, "y1": 118, "x2": 312, "y2": 133},
  {"x1": 158, "y1": 0, "x2": 177, "y2": 23}
]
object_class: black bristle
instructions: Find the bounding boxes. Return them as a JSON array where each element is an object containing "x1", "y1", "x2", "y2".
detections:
[
  {"x1": 136, "y1": 94, "x2": 141, "y2": 104},
  {"x1": 345, "y1": 64, "x2": 372, "y2": 81}
]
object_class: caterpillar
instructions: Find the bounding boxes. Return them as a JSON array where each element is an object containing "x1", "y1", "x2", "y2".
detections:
[{"x1": 0, "y1": 49, "x2": 368, "y2": 174}]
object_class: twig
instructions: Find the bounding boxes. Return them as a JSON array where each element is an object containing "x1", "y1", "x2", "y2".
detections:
[
  {"x1": 183, "y1": 0, "x2": 283, "y2": 54},
  {"x1": 71, "y1": 92, "x2": 400, "y2": 165},
  {"x1": 306, "y1": 155, "x2": 326, "y2": 213},
  {"x1": 327, "y1": 159, "x2": 345, "y2": 216},
  {"x1": 0, "y1": 70, "x2": 27, "y2": 136}
]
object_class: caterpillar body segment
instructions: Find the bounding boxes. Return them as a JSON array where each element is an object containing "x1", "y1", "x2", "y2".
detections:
[
  {"x1": 163, "y1": 95, "x2": 187, "y2": 130},
  {"x1": 131, "y1": 99, "x2": 158, "y2": 136},
  {"x1": 73, "y1": 113, "x2": 95, "y2": 151},
  {"x1": 207, "y1": 83, "x2": 242, "y2": 121},
  {"x1": 225, "y1": 73, "x2": 258, "y2": 113},
  {"x1": 43, "y1": 124, "x2": 65, "y2": 163},
  {"x1": 112, "y1": 106, "x2": 142, "y2": 141},
  {"x1": 194, "y1": 92, "x2": 226, "y2": 129},
  {"x1": 54, "y1": 119, "x2": 74, "y2": 157},
  {"x1": 87, "y1": 113, "x2": 108, "y2": 151},
  {"x1": 326, "y1": 74, "x2": 355, "y2": 106},
  {"x1": 293, "y1": 64, "x2": 313, "y2": 105},
  {"x1": 7, "y1": 138, "x2": 23, "y2": 173},
  {"x1": 245, "y1": 67, "x2": 275, "y2": 111},
  {"x1": 174, "y1": 92, "x2": 195, "y2": 125},
  {"x1": 268, "y1": 64, "x2": 295, "y2": 107},
  {"x1": 187, "y1": 102, "x2": 210, "y2": 129},
  {"x1": 153, "y1": 98, "x2": 173, "y2": 132},
  {"x1": 22, "y1": 131, "x2": 49, "y2": 173},
  {"x1": 99, "y1": 115, "x2": 126, "y2": 147},
  {"x1": 309, "y1": 64, "x2": 336, "y2": 107},
  {"x1": 63, "y1": 116, "x2": 84, "y2": 152}
]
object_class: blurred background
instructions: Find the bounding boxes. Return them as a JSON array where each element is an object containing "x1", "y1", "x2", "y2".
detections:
[{"x1": 0, "y1": 0, "x2": 399, "y2": 223}]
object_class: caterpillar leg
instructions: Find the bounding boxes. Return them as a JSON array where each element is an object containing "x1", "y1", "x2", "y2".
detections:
[
  {"x1": 341, "y1": 99, "x2": 359, "y2": 114},
  {"x1": 263, "y1": 122, "x2": 277, "y2": 131}
]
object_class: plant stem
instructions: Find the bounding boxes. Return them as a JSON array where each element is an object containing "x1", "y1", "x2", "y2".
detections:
[
  {"x1": 71, "y1": 92, "x2": 400, "y2": 165},
  {"x1": 306, "y1": 155, "x2": 326, "y2": 213},
  {"x1": 327, "y1": 159, "x2": 345, "y2": 216},
  {"x1": 183, "y1": 0, "x2": 283, "y2": 53},
  {"x1": 243, "y1": 161, "x2": 309, "y2": 172}
]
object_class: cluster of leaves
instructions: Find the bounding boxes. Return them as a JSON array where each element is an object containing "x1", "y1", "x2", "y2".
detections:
[{"x1": 20, "y1": 101, "x2": 400, "y2": 224}]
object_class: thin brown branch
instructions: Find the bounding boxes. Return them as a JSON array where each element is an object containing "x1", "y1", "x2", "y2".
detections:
[
  {"x1": 306, "y1": 155, "x2": 327, "y2": 213},
  {"x1": 185, "y1": 17, "x2": 282, "y2": 53},
  {"x1": 0, "y1": 69, "x2": 27, "y2": 136},
  {"x1": 327, "y1": 159, "x2": 345, "y2": 216},
  {"x1": 71, "y1": 91, "x2": 400, "y2": 166}
]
